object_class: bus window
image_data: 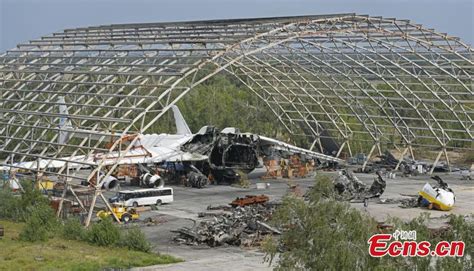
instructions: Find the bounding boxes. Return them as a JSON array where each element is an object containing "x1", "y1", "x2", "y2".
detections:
[{"x1": 162, "y1": 189, "x2": 172, "y2": 196}]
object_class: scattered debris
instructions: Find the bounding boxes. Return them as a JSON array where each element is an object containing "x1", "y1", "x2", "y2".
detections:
[
  {"x1": 256, "y1": 182, "x2": 270, "y2": 190},
  {"x1": 261, "y1": 159, "x2": 281, "y2": 179},
  {"x1": 256, "y1": 221, "x2": 281, "y2": 234},
  {"x1": 348, "y1": 153, "x2": 367, "y2": 165},
  {"x1": 461, "y1": 170, "x2": 472, "y2": 180},
  {"x1": 143, "y1": 215, "x2": 168, "y2": 226},
  {"x1": 418, "y1": 176, "x2": 455, "y2": 211},
  {"x1": 207, "y1": 205, "x2": 232, "y2": 211},
  {"x1": 376, "y1": 176, "x2": 455, "y2": 211},
  {"x1": 376, "y1": 222, "x2": 394, "y2": 233},
  {"x1": 230, "y1": 195, "x2": 269, "y2": 207},
  {"x1": 333, "y1": 170, "x2": 386, "y2": 201},
  {"x1": 378, "y1": 197, "x2": 421, "y2": 208},
  {"x1": 173, "y1": 204, "x2": 278, "y2": 247},
  {"x1": 198, "y1": 211, "x2": 230, "y2": 218},
  {"x1": 287, "y1": 182, "x2": 304, "y2": 197}
]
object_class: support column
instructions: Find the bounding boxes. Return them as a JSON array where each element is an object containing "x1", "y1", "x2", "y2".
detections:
[
  {"x1": 85, "y1": 190, "x2": 98, "y2": 227},
  {"x1": 362, "y1": 142, "x2": 378, "y2": 171},
  {"x1": 309, "y1": 139, "x2": 317, "y2": 151},
  {"x1": 336, "y1": 141, "x2": 347, "y2": 158},
  {"x1": 100, "y1": 193, "x2": 121, "y2": 223},
  {"x1": 443, "y1": 148, "x2": 451, "y2": 172},
  {"x1": 395, "y1": 147, "x2": 409, "y2": 170},
  {"x1": 56, "y1": 163, "x2": 69, "y2": 217},
  {"x1": 69, "y1": 186, "x2": 86, "y2": 211},
  {"x1": 408, "y1": 145, "x2": 415, "y2": 160},
  {"x1": 430, "y1": 150, "x2": 444, "y2": 175}
]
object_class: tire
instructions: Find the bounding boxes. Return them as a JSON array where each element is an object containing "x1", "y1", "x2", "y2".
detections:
[
  {"x1": 132, "y1": 201, "x2": 139, "y2": 208},
  {"x1": 121, "y1": 213, "x2": 131, "y2": 223},
  {"x1": 156, "y1": 199, "x2": 162, "y2": 206}
]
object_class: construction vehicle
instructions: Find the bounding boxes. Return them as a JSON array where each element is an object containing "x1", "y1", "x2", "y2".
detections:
[{"x1": 97, "y1": 203, "x2": 139, "y2": 223}]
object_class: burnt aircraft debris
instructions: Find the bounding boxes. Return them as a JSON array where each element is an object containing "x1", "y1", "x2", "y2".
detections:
[
  {"x1": 173, "y1": 203, "x2": 278, "y2": 247},
  {"x1": 333, "y1": 170, "x2": 386, "y2": 202},
  {"x1": 418, "y1": 176, "x2": 455, "y2": 211},
  {"x1": 184, "y1": 165, "x2": 209, "y2": 188},
  {"x1": 377, "y1": 197, "x2": 421, "y2": 208},
  {"x1": 355, "y1": 151, "x2": 462, "y2": 177},
  {"x1": 230, "y1": 195, "x2": 269, "y2": 207},
  {"x1": 181, "y1": 126, "x2": 342, "y2": 184},
  {"x1": 376, "y1": 176, "x2": 456, "y2": 211}
]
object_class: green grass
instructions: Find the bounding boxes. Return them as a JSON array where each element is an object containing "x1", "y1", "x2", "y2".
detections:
[{"x1": 0, "y1": 220, "x2": 182, "y2": 270}]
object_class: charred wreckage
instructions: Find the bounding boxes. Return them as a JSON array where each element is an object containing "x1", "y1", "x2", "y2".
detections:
[{"x1": 120, "y1": 125, "x2": 340, "y2": 189}]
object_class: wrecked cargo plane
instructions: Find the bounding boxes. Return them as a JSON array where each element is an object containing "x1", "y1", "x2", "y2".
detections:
[{"x1": 1, "y1": 101, "x2": 343, "y2": 188}]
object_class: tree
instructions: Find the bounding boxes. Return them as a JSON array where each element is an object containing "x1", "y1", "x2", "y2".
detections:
[{"x1": 263, "y1": 175, "x2": 473, "y2": 270}]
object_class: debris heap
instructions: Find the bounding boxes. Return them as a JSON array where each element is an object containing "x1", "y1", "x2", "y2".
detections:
[
  {"x1": 173, "y1": 203, "x2": 279, "y2": 247},
  {"x1": 333, "y1": 170, "x2": 386, "y2": 201}
]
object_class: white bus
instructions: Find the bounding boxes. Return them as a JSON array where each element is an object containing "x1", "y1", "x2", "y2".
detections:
[{"x1": 111, "y1": 187, "x2": 174, "y2": 207}]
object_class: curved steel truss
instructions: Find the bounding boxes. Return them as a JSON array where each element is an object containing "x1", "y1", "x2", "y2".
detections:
[{"x1": 1, "y1": 14, "x2": 473, "y2": 179}]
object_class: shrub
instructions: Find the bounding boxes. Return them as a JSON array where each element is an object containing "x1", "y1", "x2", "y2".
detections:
[
  {"x1": 265, "y1": 175, "x2": 474, "y2": 270},
  {"x1": 62, "y1": 218, "x2": 86, "y2": 241},
  {"x1": 86, "y1": 218, "x2": 121, "y2": 247},
  {"x1": 0, "y1": 180, "x2": 50, "y2": 222},
  {"x1": 0, "y1": 190, "x2": 22, "y2": 221},
  {"x1": 19, "y1": 204, "x2": 59, "y2": 242},
  {"x1": 304, "y1": 174, "x2": 336, "y2": 201},
  {"x1": 119, "y1": 227, "x2": 152, "y2": 253}
]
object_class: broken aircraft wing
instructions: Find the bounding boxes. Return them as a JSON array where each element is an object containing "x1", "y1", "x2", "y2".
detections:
[{"x1": 257, "y1": 135, "x2": 344, "y2": 164}]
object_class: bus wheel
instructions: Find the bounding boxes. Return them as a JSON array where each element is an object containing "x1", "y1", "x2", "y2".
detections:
[
  {"x1": 156, "y1": 200, "x2": 162, "y2": 206},
  {"x1": 132, "y1": 202, "x2": 139, "y2": 208}
]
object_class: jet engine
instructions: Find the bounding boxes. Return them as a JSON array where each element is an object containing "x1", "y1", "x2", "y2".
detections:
[
  {"x1": 101, "y1": 175, "x2": 119, "y2": 190},
  {"x1": 141, "y1": 172, "x2": 164, "y2": 188}
]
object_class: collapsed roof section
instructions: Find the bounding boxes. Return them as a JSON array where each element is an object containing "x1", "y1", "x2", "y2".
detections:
[{"x1": 0, "y1": 14, "x2": 472, "y2": 178}]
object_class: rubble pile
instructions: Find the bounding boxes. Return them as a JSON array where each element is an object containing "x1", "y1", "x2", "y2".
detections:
[
  {"x1": 333, "y1": 170, "x2": 386, "y2": 201},
  {"x1": 377, "y1": 151, "x2": 399, "y2": 167},
  {"x1": 378, "y1": 197, "x2": 420, "y2": 208},
  {"x1": 173, "y1": 203, "x2": 280, "y2": 247}
]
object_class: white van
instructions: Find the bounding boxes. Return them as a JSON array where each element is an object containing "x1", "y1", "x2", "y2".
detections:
[{"x1": 112, "y1": 187, "x2": 174, "y2": 207}]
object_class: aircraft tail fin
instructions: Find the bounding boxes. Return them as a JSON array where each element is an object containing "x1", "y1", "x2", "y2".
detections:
[
  {"x1": 171, "y1": 105, "x2": 192, "y2": 135},
  {"x1": 58, "y1": 96, "x2": 72, "y2": 144}
]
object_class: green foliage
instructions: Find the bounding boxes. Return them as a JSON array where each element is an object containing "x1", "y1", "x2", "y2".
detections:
[
  {"x1": 62, "y1": 218, "x2": 86, "y2": 241},
  {"x1": 86, "y1": 218, "x2": 121, "y2": 247},
  {"x1": 19, "y1": 204, "x2": 59, "y2": 242},
  {"x1": 19, "y1": 181, "x2": 50, "y2": 210},
  {"x1": 268, "y1": 195, "x2": 377, "y2": 270},
  {"x1": 0, "y1": 180, "x2": 50, "y2": 222},
  {"x1": 0, "y1": 220, "x2": 182, "y2": 270},
  {"x1": 304, "y1": 174, "x2": 336, "y2": 202},
  {"x1": 0, "y1": 182, "x2": 156, "y2": 255},
  {"x1": 119, "y1": 227, "x2": 152, "y2": 253},
  {"x1": 264, "y1": 175, "x2": 474, "y2": 270},
  {"x1": 0, "y1": 189, "x2": 22, "y2": 221},
  {"x1": 145, "y1": 74, "x2": 309, "y2": 147}
]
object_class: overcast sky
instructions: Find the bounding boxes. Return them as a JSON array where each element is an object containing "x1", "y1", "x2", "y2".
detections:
[{"x1": 0, "y1": 0, "x2": 473, "y2": 52}]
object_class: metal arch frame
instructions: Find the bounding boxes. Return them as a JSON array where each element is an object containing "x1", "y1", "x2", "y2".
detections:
[{"x1": 0, "y1": 14, "x2": 472, "y2": 223}]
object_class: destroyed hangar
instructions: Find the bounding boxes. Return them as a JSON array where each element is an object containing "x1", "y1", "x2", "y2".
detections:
[{"x1": 0, "y1": 14, "x2": 472, "y2": 218}]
